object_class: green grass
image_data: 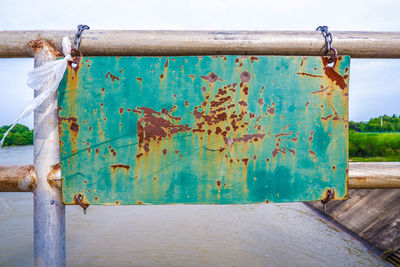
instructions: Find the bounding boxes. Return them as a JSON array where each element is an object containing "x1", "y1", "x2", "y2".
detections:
[
  {"x1": 349, "y1": 132, "x2": 400, "y2": 162},
  {"x1": 350, "y1": 156, "x2": 400, "y2": 162}
]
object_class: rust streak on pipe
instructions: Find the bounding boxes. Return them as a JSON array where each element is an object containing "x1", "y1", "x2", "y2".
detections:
[{"x1": 0, "y1": 165, "x2": 36, "y2": 192}]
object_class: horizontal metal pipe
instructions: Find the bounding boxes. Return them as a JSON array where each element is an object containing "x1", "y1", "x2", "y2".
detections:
[
  {"x1": 0, "y1": 164, "x2": 60, "y2": 192},
  {"x1": 1, "y1": 163, "x2": 400, "y2": 192},
  {"x1": 0, "y1": 165, "x2": 36, "y2": 192},
  {"x1": 348, "y1": 163, "x2": 400, "y2": 189},
  {"x1": 0, "y1": 30, "x2": 400, "y2": 58},
  {"x1": 349, "y1": 176, "x2": 400, "y2": 189}
]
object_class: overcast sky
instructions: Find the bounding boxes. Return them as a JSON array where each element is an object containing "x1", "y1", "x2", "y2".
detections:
[{"x1": 0, "y1": 0, "x2": 399, "y2": 128}]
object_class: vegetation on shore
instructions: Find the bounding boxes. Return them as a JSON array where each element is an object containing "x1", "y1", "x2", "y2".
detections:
[
  {"x1": 0, "y1": 124, "x2": 33, "y2": 147},
  {"x1": 349, "y1": 132, "x2": 400, "y2": 162},
  {"x1": 348, "y1": 114, "x2": 400, "y2": 162}
]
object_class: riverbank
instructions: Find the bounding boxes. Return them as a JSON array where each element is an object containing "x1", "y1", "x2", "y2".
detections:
[{"x1": 308, "y1": 162, "x2": 400, "y2": 266}]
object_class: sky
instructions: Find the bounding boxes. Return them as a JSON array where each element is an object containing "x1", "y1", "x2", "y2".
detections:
[{"x1": 0, "y1": 0, "x2": 399, "y2": 128}]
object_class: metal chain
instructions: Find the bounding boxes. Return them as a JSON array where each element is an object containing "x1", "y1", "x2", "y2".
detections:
[
  {"x1": 316, "y1": 26, "x2": 338, "y2": 64},
  {"x1": 316, "y1": 26, "x2": 332, "y2": 53},
  {"x1": 74, "y1": 24, "x2": 90, "y2": 50}
]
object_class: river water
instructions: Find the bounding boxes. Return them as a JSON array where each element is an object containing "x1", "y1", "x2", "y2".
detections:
[{"x1": 0, "y1": 145, "x2": 388, "y2": 266}]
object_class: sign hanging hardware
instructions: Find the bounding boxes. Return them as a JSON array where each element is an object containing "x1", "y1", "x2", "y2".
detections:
[
  {"x1": 316, "y1": 26, "x2": 338, "y2": 66},
  {"x1": 321, "y1": 188, "x2": 335, "y2": 212},
  {"x1": 74, "y1": 193, "x2": 89, "y2": 214},
  {"x1": 73, "y1": 24, "x2": 90, "y2": 50},
  {"x1": 70, "y1": 25, "x2": 89, "y2": 70}
]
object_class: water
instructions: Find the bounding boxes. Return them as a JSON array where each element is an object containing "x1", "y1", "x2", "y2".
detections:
[{"x1": 0, "y1": 146, "x2": 388, "y2": 266}]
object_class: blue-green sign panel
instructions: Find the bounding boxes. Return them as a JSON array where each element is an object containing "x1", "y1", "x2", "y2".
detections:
[{"x1": 58, "y1": 55, "x2": 350, "y2": 205}]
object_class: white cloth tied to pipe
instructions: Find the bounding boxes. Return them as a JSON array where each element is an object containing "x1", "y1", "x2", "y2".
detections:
[{"x1": 0, "y1": 37, "x2": 73, "y2": 147}]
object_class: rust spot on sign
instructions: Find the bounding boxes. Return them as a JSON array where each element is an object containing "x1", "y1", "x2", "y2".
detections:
[
  {"x1": 321, "y1": 57, "x2": 347, "y2": 89},
  {"x1": 201, "y1": 72, "x2": 222, "y2": 83},
  {"x1": 106, "y1": 72, "x2": 120, "y2": 82},
  {"x1": 110, "y1": 164, "x2": 130, "y2": 170}
]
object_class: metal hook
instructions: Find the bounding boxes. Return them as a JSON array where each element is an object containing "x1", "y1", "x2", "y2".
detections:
[
  {"x1": 68, "y1": 48, "x2": 83, "y2": 71},
  {"x1": 74, "y1": 193, "x2": 89, "y2": 214},
  {"x1": 321, "y1": 189, "x2": 335, "y2": 212},
  {"x1": 74, "y1": 24, "x2": 90, "y2": 50}
]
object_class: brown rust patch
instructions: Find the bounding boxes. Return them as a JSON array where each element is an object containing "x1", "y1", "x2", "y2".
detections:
[
  {"x1": 59, "y1": 116, "x2": 80, "y2": 134},
  {"x1": 238, "y1": 100, "x2": 247, "y2": 107},
  {"x1": 201, "y1": 72, "x2": 222, "y2": 83},
  {"x1": 106, "y1": 72, "x2": 120, "y2": 82},
  {"x1": 110, "y1": 164, "x2": 130, "y2": 170},
  {"x1": 250, "y1": 56, "x2": 259, "y2": 63},
  {"x1": 275, "y1": 132, "x2": 292, "y2": 139},
  {"x1": 136, "y1": 107, "x2": 191, "y2": 154},
  {"x1": 240, "y1": 71, "x2": 251, "y2": 82},
  {"x1": 321, "y1": 57, "x2": 347, "y2": 89},
  {"x1": 27, "y1": 39, "x2": 61, "y2": 57},
  {"x1": 224, "y1": 134, "x2": 265, "y2": 146},
  {"x1": 309, "y1": 130, "x2": 315, "y2": 143},
  {"x1": 297, "y1": 72, "x2": 323, "y2": 78},
  {"x1": 108, "y1": 147, "x2": 117, "y2": 157},
  {"x1": 70, "y1": 122, "x2": 79, "y2": 133},
  {"x1": 272, "y1": 147, "x2": 286, "y2": 158},
  {"x1": 312, "y1": 85, "x2": 330, "y2": 95},
  {"x1": 266, "y1": 105, "x2": 275, "y2": 115}
]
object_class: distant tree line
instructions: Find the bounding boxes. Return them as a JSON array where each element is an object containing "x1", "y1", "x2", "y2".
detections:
[
  {"x1": 349, "y1": 114, "x2": 400, "y2": 132},
  {"x1": 0, "y1": 124, "x2": 33, "y2": 146}
]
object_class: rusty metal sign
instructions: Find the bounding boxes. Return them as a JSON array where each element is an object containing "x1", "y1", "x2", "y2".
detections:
[{"x1": 58, "y1": 55, "x2": 349, "y2": 205}]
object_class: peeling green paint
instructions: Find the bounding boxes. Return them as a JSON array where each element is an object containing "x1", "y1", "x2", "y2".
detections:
[{"x1": 58, "y1": 55, "x2": 350, "y2": 205}]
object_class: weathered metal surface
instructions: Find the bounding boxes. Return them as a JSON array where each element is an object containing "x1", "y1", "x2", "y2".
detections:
[
  {"x1": 58, "y1": 55, "x2": 350, "y2": 205},
  {"x1": 0, "y1": 165, "x2": 36, "y2": 192},
  {"x1": 1, "y1": 30, "x2": 400, "y2": 58},
  {"x1": 33, "y1": 40, "x2": 65, "y2": 266}
]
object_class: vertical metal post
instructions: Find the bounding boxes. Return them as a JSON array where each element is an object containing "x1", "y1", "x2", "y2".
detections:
[{"x1": 32, "y1": 41, "x2": 65, "y2": 267}]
